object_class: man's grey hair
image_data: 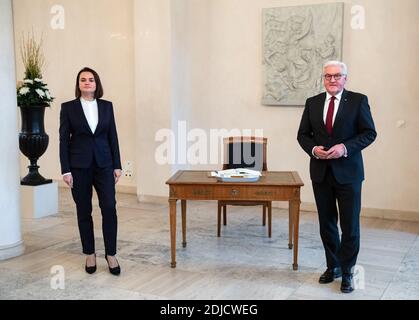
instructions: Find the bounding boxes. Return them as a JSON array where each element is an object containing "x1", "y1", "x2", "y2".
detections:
[{"x1": 323, "y1": 60, "x2": 348, "y2": 75}]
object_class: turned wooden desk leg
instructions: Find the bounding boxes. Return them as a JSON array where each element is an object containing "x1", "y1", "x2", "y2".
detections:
[
  {"x1": 217, "y1": 202, "x2": 222, "y2": 237},
  {"x1": 288, "y1": 201, "x2": 294, "y2": 250},
  {"x1": 169, "y1": 199, "x2": 177, "y2": 268},
  {"x1": 181, "y1": 200, "x2": 187, "y2": 248},
  {"x1": 263, "y1": 204, "x2": 266, "y2": 226},
  {"x1": 268, "y1": 202, "x2": 272, "y2": 238},
  {"x1": 290, "y1": 200, "x2": 300, "y2": 270}
]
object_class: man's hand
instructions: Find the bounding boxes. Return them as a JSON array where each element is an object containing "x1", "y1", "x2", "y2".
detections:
[
  {"x1": 314, "y1": 146, "x2": 330, "y2": 160},
  {"x1": 326, "y1": 144, "x2": 346, "y2": 159},
  {"x1": 63, "y1": 174, "x2": 73, "y2": 188},
  {"x1": 114, "y1": 169, "x2": 122, "y2": 184}
]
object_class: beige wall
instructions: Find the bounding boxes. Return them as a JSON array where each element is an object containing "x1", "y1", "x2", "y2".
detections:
[
  {"x1": 12, "y1": 0, "x2": 419, "y2": 215},
  {"x1": 13, "y1": 0, "x2": 137, "y2": 188},
  {"x1": 134, "y1": 0, "x2": 173, "y2": 197}
]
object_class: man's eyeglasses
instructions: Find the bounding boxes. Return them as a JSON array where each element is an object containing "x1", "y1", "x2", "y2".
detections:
[{"x1": 324, "y1": 73, "x2": 346, "y2": 81}]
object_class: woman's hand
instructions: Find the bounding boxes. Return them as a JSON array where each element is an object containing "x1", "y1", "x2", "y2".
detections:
[
  {"x1": 114, "y1": 169, "x2": 122, "y2": 184},
  {"x1": 63, "y1": 174, "x2": 73, "y2": 188}
]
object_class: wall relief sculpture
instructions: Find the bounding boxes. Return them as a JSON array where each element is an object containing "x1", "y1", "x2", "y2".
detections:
[{"x1": 262, "y1": 3, "x2": 344, "y2": 106}]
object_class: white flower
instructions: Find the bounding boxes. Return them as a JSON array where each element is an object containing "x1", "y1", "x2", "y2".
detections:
[
  {"x1": 23, "y1": 79, "x2": 34, "y2": 84},
  {"x1": 19, "y1": 87, "x2": 30, "y2": 95},
  {"x1": 35, "y1": 89, "x2": 46, "y2": 98},
  {"x1": 45, "y1": 90, "x2": 51, "y2": 99},
  {"x1": 34, "y1": 78, "x2": 43, "y2": 82}
]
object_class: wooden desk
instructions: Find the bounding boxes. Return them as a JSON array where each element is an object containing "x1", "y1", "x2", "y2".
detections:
[{"x1": 166, "y1": 170, "x2": 304, "y2": 270}]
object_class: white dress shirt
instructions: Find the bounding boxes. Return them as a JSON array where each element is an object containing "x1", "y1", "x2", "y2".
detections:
[
  {"x1": 80, "y1": 97, "x2": 98, "y2": 134},
  {"x1": 323, "y1": 91, "x2": 343, "y2": 125},
  {"x1": 312, "y1": 90, "x2": 347, "y2": 158}
]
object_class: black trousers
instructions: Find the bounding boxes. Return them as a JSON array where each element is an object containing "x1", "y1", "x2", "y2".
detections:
[
  {"x1": 312, "y1": 167, "x2": 362, "y2": 274},
  {"x1": 71, "y1": 161, "x2": 117, "y2": 256}
]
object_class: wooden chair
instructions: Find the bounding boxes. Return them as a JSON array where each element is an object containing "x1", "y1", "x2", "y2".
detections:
[{"x1": 217, "y1": 136, "x2": 272, "y2": 237}]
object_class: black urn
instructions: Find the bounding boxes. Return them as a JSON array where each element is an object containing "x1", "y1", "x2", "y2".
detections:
[{"x1": 18, "y1": 105, "x2": 52, "y2": 186}]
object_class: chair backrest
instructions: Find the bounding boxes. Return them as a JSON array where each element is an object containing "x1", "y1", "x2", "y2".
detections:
[{"x1": 222, "y1": 136, "x2": 267, "y2": 171}]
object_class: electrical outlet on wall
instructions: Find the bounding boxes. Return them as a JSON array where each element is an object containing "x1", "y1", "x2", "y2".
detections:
[{"x1": 123, "y1": 161, "x2": 134, "y2": 178}]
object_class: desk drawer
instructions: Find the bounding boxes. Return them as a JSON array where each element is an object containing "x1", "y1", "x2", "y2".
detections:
[
  {"x1": 170, "y1": 185, "x2": 300, "y2": 201},
  {"x1": 214, "y1": 186, "x2": 299, "y2": 201},
  {"x1": 170, "y1": 185, "x2": 214, "y2": 200},
  {"x1": 213, "y1": 186, "x2": 250, "y2": 200}
]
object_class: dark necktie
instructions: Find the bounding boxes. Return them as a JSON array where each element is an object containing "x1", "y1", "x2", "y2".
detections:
[{"x1": 326, "y1": 96, "x2": 336, "y2": 135}]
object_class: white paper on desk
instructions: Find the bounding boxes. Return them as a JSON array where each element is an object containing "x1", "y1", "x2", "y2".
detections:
[{"x1": 211, "y1": 168, "x2": 261, "y2": 178}]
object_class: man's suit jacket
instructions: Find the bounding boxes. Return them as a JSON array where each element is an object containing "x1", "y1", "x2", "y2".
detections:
[
  {"x1": 59, "y1": 99, "x2": 122, "y2": 174},
  {"x1": 297, "y1": 89, "x2": 377, "y2": 184}
]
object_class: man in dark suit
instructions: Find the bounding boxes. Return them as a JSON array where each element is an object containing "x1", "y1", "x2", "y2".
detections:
[
  {"x1": 60, "y1": 67, "x2": 122, "y2": 275},
  {"x1": 297, "y1": 61, "x2": 377, "y2": 293}
]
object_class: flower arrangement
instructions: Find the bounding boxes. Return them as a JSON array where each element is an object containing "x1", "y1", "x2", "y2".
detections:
[{"x1": 16, "y1": 32, "x2": 54, "y2": 107}]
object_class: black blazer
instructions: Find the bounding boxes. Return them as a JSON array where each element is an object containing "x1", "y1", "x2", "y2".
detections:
[
  {"x1": 297, "y1": 89, "x2": 377, "y2": 184},
  {"x1": 59, "y1": 99, "x2": 122, "y2": 174}
]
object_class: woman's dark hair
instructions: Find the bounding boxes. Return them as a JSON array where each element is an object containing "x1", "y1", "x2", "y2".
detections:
[{"x1": 75, "y1": 67, "x2": 104, "y2": 99}]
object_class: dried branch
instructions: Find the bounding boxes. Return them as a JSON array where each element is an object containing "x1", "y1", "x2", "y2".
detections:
[{"x1": 20, "y1": 31, "x2": 44, "y2": 80}]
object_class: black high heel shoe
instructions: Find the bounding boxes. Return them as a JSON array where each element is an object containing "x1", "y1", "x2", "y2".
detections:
[
  {"x1": 105, "y1": 254, "x2": 121, "y2": 276},
  {"x1": 85, "y1": 254, "x2": 97, "y2": 274}
]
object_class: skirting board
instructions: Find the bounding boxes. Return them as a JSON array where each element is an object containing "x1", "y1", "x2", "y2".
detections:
[
  {"x1": 136, "y1": 195, "x2": 419, "y2": 223},
  {"x1": 57, "y1": 180, "x2": 137, "y2": 195},
  {"x1": 57, "y1": 182, "x2": 419, "y2": 223},
  {"x1": 0, "y1": 241, "x2": 25, "y2": 261},
  {"x1": 272, "y1": 201, "x2": 419, "y2": 223}
]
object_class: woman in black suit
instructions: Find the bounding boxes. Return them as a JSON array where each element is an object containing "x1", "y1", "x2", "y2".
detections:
[{"x1": 59, "y1": 67, "x2": 122, "y2": 275}]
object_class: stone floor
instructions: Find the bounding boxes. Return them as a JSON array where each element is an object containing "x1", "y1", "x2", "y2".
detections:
[{"x1": 1, "y1": 188, "x2": 419, "y2": 300}]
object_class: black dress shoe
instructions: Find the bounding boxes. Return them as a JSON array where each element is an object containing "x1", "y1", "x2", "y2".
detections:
[
  {"x1": 85, "y1": 254, "x2": 97, "y2": 274},
  {"x1": 85, "y1": 264, "x2": 97, "y2": 274},
  {"x1": 319, "y1": 267, "x2": 342, "y2": 284},
  {"x1": 105, "y1": 254, "x2": 121, "y2": 276},
  {"x1": 341, "y1": 273, "x2": 354, "y2": 293}
]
